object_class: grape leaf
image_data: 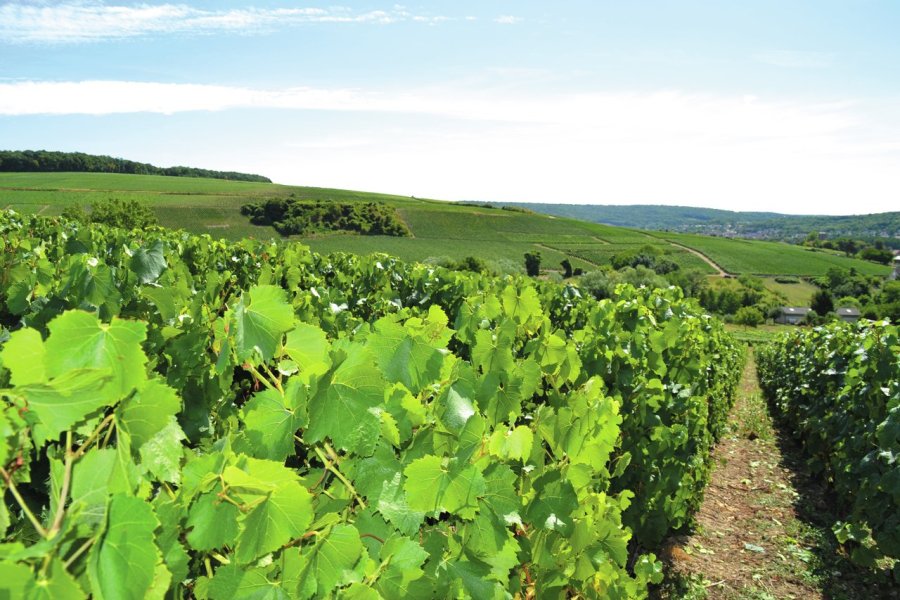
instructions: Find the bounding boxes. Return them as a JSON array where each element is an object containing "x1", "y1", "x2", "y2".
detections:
[
  {"x1": 233, "y1": 285, "x2": 294, "y2": 362},
  {"x1": 138, "y1": 418, "x2": 186, "y2": 484},
  {"x1": 88, "y1": 495, "x2": 160, "y2": 600},
  {"x1": 28, "y1": 559, "x2": 86, "y2": 600},
  {"x1": 186, "y1": 492, "x2": 241, "y2": 552},
  {"x1": 45, "y1": 311, "x2": 147, "y2": 397},
  {"x1": 297, "y1": 524, "x2": 364, "y2": 596},
  {"x1": 404, "y1": 455, "x2": 485, "y2": 519},
  {"x1": 488, "y1": 426, "x2": 533, "y2": 462},
  {"x1": 18, "y1": 368, "x2": 113, "y2": 443},
  {"x1": 118, "y1": 378, "x2": 181, "y2": 449},
  {"x1": 234, "y1": 477, "x2": 313, "y2": 564},
  {"x1": 283, "y1": 323, "x2": 331, "y2": 377},
  {"x1": 376, "y1": 473, "x2": 424, "y2": 536},
  {"x1": 306, "y1": 346, "x2": 385, "y2": 455},
  {"x1": 1, "y1": 327, "x2": 46, "y2": 386},
  {"x1": 240, "y1": 379, "x2": 308, "y2": 461},
  {"x1": 208, "y1": 564, "x2": 291, "y2": 600},
  {"x1": 368, "y1": 319, "x2": 445, "y2": 395},
  {"x1": 131, "y1": 240, "x2": 167, "y2": 285}
]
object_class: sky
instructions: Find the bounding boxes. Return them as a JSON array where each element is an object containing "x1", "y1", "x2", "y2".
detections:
[{"x1": 1, "y1": 1, "x2": 899, "y2": 214}]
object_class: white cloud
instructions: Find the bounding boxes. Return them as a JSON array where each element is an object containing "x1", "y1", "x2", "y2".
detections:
[
  {"x1": 495, "y1": 15, "x2": 523, "y2": 25},
  {"x1": 0, "y1": 2, "x2": 452, "y2": 43},
  {"x1": 754, "y1": 50, "x2": 835, "y2": 69},
  {"x1": 2, "y1": 79, "x2": 898, "y2": 214}
]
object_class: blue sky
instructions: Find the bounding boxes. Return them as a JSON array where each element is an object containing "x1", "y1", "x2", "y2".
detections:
[{"x1": 1, "y1": 1, "x2": 899, "y2": 214}]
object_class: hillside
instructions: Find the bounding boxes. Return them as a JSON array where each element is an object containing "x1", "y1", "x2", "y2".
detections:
[
  {"x1": 0, "y1": 172, "x2": 891, "y2": 282},
  {"x1": 492, "y1": 202, "x2": 900, "y2": 245}
]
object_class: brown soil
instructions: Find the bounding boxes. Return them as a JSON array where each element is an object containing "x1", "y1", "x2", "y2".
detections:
[{"x1": 655, "y1": 350, "x2": 899, "y2": 600}]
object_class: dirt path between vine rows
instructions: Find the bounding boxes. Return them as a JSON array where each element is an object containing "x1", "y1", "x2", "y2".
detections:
[{"x1": 655, "y1": 350, "x2": 898, "y2": 600}]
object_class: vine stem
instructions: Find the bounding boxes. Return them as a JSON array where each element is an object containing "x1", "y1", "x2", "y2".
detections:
[
  {"x1": 63, "y1": 537, "x2": 96, "y2": 569},
  {"x1": 246, "y1": 364, "x2": 277, "y2": 392},
  {"x1": 73, "y1": 414, "x2": 115, "y2": 459},
  {"x1": 313, "y1": 446, "x2": 366, "y2": 510},
  {"x1": 0, "y1": 466, "x2": 48, "y2": 537},
  {"x1": 48, "y1": 431, "x2": 74, "y2": 537},
  {"x1": 261, "y1": 362, "x2": 284, "y2": 394}
]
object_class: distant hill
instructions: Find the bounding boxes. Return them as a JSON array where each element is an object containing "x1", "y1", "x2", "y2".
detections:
[
  {"x1": 489, "y1": 203, "x2": 900, "y2": 247},
  {"x1": 0, "y1": 150, "x2": 271, "y2": 183},
  {"x1": 0, "y1": 171, "x2": 891, "y2": 282}
]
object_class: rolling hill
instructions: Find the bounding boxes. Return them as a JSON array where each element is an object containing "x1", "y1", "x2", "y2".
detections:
[
  {"x1": 490, "y1": 202, "x2": 900, "y2": 244},
  {"x1": 0, "y1": 172, "x2": 891, "y2": 284}
]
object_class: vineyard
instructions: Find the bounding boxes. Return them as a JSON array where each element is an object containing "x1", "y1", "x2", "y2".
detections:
[
  {"x1": 758, "y1": 321, "x2": 900, "y2": 574},
  {"x1": 0, "y1": 211, "x2": 745, "y2": 598}
]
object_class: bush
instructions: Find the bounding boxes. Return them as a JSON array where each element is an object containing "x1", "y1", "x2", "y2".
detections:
[
  {"x1": 578, "y1": 269, "x2": 618, "y2": 300},
  {"x1": 811, "y1": 289, "x2": 835, "y2": 316},
  {"x1": 524, "y1": 251, "x2": 541, "y2": 276},
  {"x1": 241, "y1": 199, "x2": 410, "y2": 237},
  {"x1": 63, "y1": 198, "x2": 159, "y2": 229},
  {"x1": 734, "y1": 306, "x2": 764, "y2": 327}
]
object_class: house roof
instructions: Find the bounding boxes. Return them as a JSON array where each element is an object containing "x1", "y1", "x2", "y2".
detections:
[
  {"x1": 836, "y1": 307, "x2": 861, "y2": 316},
  {"x1": 780, "y1": 307, "x2": 811, "y2": 315}
]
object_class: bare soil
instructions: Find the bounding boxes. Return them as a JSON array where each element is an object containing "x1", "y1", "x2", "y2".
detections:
[{"x1": 654, "y1": 350, "x2": 899, "y2": 600}]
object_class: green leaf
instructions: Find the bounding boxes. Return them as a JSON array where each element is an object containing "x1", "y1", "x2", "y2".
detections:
[
  {"x1": 118, "y1": 378, "x2": 181, "y2": 449},
  {"x1": 404, "y1": 455, "x2": 485, "y2": 519},
  {"x1": 186, "y1": 492, "x2": 241, "y2": 552},
  {"x1": 18, "y1": 368, "x2": 113, "y2": 443},
  {"x1": 240, "y1": 379, "x2": 308, "y2": 461},
  {"x1": 306, "y1": 346, "x2": 385, "y2": 455},
  {"x1": 233, "y1": 470, "x2": 313, "y2": 564},
  {"x1": 342, "y1": 583, "x2": 382, "y2": 600},
  {"x1": 488, "y1": 426, "x2": 533, "y2": 462},
  {"x1": 481, "y1": 463, "x2": 521, "y2": 525},
  {"x1": 208, "y1": 564, "x2": 291, "y2": 600},
  {"x1": 283, "y1": 323, "x2": 331, "y2": 377},
  {"x1": 1, "y1": 328, "x2": 46, "y2": 386},
  {"x1": 141, "y1": 287, "x2": 178, "y2": 321},
  {"x1": 138, "y1": 418, "x2": 186, "y2": 484},
  {"x1": 70, "y1": 448, "x2": 133, "y2": 529},
  {"x1": 233, "y1": 285, "x2": 294, "y2": 362},
  {"x1": 369, "y1": 319, "x2": 445, "y2": 395},
  {"x1": 445, "y1": 559, "x2": 498, "y2": 600},
  {"x1": 131, "y1": 240, "x2": 167, "y2": 285},
  {"x1": 299, "y1": 524, "x2": 364, "y2": 596},
  {"x1": 0, "y1": 561, "x2": 31, "y2": 598},
  {"x1": 524, "y1": 470, "x2": 578, "y2": 536},
  {"x1": 27, "y1": 559, "x2": 86, "y2": 600},
  {"x1": 376, "y1": 473, "x2": 424, "y2": 536},
  {"x1": 88, "y1": 495, "x2": 160, "y2": 600},
  {"x1": 45, "y1": 311, "x2": 147, "y2": 397}
]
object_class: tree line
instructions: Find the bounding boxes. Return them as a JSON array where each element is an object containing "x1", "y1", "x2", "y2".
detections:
[{"x1": 0, "y1": 150, "x2": 271, "y2": 183}]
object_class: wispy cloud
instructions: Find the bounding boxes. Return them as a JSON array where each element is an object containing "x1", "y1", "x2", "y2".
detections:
[
  {"x1": 0, "y1": 79, "x2": 863, "y2": 140},
  {"x1": 495, "y1": 15, "x2": 523, "y2": 25},
  {"x1": 2, "y1": 79, "x2": 897, "y2": 213},
  {"x1": 0, "y1": 2, "x2": 453, "y2": 43},
  {"x1": 753, "y1": 50, "x2": 835, "y2": 69}
]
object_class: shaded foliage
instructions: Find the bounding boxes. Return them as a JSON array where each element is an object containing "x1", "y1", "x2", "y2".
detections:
[
  {"x1": 0, "y1": 149, "x2": 271, "y2": 182},
  {"x1": 241, "y1": 198, "x2": 410, "y2": 237}
]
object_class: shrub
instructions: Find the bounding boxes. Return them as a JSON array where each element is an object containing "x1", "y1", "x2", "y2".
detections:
[
  {"x1": 734, "y1": 306, "x2": 764, "y2": 327},
  {"x1": 524, "y1": 251, "x2": 541, "y2": 276}
]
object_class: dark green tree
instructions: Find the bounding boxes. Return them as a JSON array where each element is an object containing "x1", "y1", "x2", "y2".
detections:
[
  {"x1": 560, "y1": 259, "x2": 573, "y2": 278},
  {"x1": 810, "y1": 289, "x2": 834, "y2": 315},
  {"x1": 524, "y1": 251, "x2": 542, "y2": 277}
]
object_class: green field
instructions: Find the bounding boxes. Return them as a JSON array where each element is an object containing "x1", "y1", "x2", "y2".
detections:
[
  {"x1": 0, "y1": 172, "x2": 891, "y2": 279},
  {"x1": 652, "y1": 232, "x2": 889, "y2": 277}
]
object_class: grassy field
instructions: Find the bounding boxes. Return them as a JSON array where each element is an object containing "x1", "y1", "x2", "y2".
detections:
[
  {"x1": 0, "y1": 172, "x2": 891, "y2": 279},
  {"x1": 761, "y1": 277, "x2": 820, "y2": 306},
  {"x1": 652, "y1": 232, "x2": 889, "y2": 277}
]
